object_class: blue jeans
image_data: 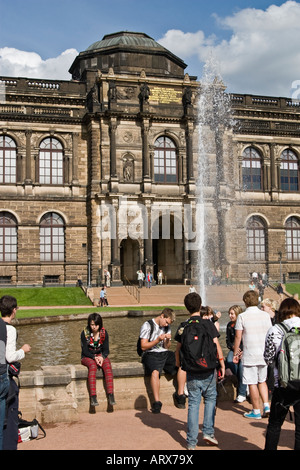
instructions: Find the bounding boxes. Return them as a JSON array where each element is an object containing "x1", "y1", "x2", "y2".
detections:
[
  {"x1": 226, "y1": 350, "x2": 247, "y2": 397},
  {"x1": 0, "y1": 372, "x2": 9, "y2": 450},
  {"x1": 186, "y1": 371, "x2": 217, "y2": 448}
]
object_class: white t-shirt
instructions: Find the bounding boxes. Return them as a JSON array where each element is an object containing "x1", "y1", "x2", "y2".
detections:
[
  {"x1": 6, "y1": 324, "x2": 25, "y2": 363},
  {"x1": 235, "y1": 306, "x2": 272, "y2": 366},
  {"x1": 139, "y1": 319, "x2": 171, "y2": 353}
]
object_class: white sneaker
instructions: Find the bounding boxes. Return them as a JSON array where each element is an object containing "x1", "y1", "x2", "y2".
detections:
[
  {"x1": 234, "y1": 395, "x2": 246, "y2": 403},
  {"x1": 203, "y1": 435, "x2": 218, "y2": 446}
]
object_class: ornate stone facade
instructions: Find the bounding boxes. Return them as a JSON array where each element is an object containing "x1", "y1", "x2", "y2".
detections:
[{"x1": 0, "y1": 31, "x2": 300, "y2": 286}]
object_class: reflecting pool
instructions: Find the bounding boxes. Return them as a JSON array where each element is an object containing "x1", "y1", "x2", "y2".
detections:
[{"x1": 16, "y1": 313, "x2": 229, "y2": 371}]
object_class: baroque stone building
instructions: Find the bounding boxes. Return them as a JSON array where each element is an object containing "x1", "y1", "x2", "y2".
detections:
[{"x1": 0, "y1": 31, "x2": 299, "y2": 286}]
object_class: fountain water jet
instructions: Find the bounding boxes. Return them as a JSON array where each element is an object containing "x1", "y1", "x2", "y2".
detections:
[{"x1": 196, "y1": 56, "x2": 234, "y2": 304}]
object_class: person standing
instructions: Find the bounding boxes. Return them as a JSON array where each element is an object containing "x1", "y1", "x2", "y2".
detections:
[
  {"x1": 276, "y1": 283, "x2": 284, "y2": 303},
  {"x1": 157, "y1": 270, "x2": 163, "y2": 285},
  {"x1": 0, "y1": 314, "x2": 9, "y2": 450},
  {"x1": 257, "y1": 279, "x2": 265, "y2": 302},
  {"x1": 146, "y1": 271, "x2": 153, "y2": 288},
  {"x1": 225, "y1": 305, "x2": 247, "y2": 403},
  {"x1": 175, "y1": 293, "x2": 225, "y2": 449},
  {"x1": 0, "y1": 295, "x2": 31, "y2": 450},
  {"x1": 264, "y1": 298, "x2": 300, "y2": 450},
  {"x1": 137, "y1": 269, "x2": 145, "y2": 288},
  {"x1": 233, "y1": 290, "x2": 272, "y2": 419},
  {"x1": 104, "y1": 269, "x2": 111, "y2": 288}
]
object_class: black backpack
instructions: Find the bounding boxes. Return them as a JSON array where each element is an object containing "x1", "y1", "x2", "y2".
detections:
[
  {"x1": 180, "y1": 318, "x2": 217, "y2": 373},
  {"x1": 137, "y1": 320, "x2": 154, "y2": 356}
]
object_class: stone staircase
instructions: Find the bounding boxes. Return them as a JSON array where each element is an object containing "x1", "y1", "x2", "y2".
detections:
[
  {"x1": 88, "y1": 282, "x2": 286, "y2": 310},
  {"x1": 88, "y1": 283, "x2": 256, "y2": 309}
]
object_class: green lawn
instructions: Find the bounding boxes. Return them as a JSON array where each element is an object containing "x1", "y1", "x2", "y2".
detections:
[
  {"x1": 0, "y1": 286, "x2": 185, "y2": 319},
  {"x1": 0, "y1": 286, "x2": 91, "y2": 307},
  {"x1": 285, "y1": 283, "x2": 300, "y2": 297},
  {"x1": 14, "y1": 305, "x2": 185, "y2": 320}
]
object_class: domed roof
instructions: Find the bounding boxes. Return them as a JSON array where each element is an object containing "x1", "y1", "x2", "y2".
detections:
[
  {"x1": 86, "y1": 31, "x2": 166, "y2": 52},
  {"x1": 69, "y1": 31, "x2": 187, "y2": 80}
]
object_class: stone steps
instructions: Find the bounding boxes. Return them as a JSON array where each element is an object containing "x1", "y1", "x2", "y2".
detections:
[{"x1": 90, "y1": 284, "x2": 248, "y2": 309}]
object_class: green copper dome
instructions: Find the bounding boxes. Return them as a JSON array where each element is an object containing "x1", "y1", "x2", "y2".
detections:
[
  {"x1": 86, "y1": 31, "x2": 166, "y2": 52},
  {"x1": 69, "y1": 30, "x2": 187, "y2": 80}
]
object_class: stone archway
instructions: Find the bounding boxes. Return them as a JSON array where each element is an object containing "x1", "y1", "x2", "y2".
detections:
[
  {"x1": 152, "y1": 215, "x2": 184, "y2": 283},
  {"x1": 120, "y1": 238, "x2": 140, "y2": 282}
]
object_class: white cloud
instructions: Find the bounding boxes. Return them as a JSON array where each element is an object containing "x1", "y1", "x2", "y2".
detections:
[
  {"x1": 0, "y1": 47, "x2": 78, "y2": 80},
  {"x1": 158, "y1": 1, "x2": 300, "y2": 97}
]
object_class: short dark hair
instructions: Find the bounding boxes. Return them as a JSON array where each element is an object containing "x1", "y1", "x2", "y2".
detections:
[
  {"x1": 0, "y1": 295, "x2": 17, "y2": 317},
  {"x1": 184, "y1": 292, "x2": 202, "y2": 314},
  {"x1": 161, "y1": 307, "x2": 175, "y2": 322},
  {"x1": 278, "y1": 298, "x2": 300, "y2": 322},
  {"x1": 87, "y1": 312, "x2": 103, "y2": 330}
]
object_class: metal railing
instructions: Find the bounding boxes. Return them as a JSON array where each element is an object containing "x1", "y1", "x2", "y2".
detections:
[{"x1": 124, "y1": 275, "x2": 140, "y2": 303}]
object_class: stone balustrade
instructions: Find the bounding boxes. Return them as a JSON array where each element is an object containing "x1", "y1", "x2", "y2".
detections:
[{"x1": 18, "y1": 362, "x2": 237, "y2": 424}]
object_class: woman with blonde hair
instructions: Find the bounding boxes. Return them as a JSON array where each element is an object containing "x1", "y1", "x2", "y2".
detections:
[
  {"x1": 260, "y1": 298, "x2": 279, "y2": 325},
  {"x1": 225, "y1": 305, "x2": 247, "y2": 402}
]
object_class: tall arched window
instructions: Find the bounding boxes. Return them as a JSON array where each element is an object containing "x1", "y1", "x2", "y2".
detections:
[
  {"x1": 0, "y1": 135, "x2": 17, "y2": 183},
  {"x1": 154, "y1": 136, "x2": 177, "y2": 183},
  {"x1": 247, "y1": 216, "x2": 266, "y2": 261},
  {"x1": 242, "y1": 147, "x2": 262, "y2": 190},
  {"x1": 280, "y1": 149, "x2": 299, "y2": 192},
  {"x1": 40, "y1": 212, "x2": 65, "y2": 262},
  {"x1": 0, "y1": 212, "x2": 17, "y2": 262},
  {"x1": 286, "y1": 216, "x2": 300, "y2": 260},
  {"x1": 39, "y1": 137, "x2": 64, "y2": 184}
]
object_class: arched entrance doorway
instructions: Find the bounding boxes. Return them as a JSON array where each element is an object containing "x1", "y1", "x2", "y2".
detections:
[
  {"x1": 152, "y1": 215, "x2": 184, "y2": 283},
  {"x1": 120, "y1": 238, "x2": 140, "y2": 282}
]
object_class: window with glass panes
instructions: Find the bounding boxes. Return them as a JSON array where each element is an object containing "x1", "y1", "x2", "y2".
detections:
[
  {"x1": 154, "y1": 136, "x2": 177, "y2": 183},
  {"x1": 39, "y1": 138, "x2": 64, "y2": 184},
  {"x1": 286, "y1": 217, "x2": 300, "y2": 260},
  {"x1": 247, "y1": 216, "x2": 266, "y2": 261},
  {"x1": 0, "y1": 212, "x2": 17, "y2": 262},
  {"x1": 242, "y1": 147, "x2": 262, "y2": 190},
  {"x1": 0, "y1": 136, "x2": 17, "y2": 183},
  {"x1": 280, "y1": 149, "x2": 299, "y2": 192},
  {"x1": 40, "y1": 213, "x2": 65, "y2": 262}
]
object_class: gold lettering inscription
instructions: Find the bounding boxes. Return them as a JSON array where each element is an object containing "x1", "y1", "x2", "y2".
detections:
[{"x1": 150, "y1": 87, "x2": 182, "y2": 104}]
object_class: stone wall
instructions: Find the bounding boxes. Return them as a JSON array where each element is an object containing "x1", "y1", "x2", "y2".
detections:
[{"x1": 18, "y1": 362, "x2": 237, "y2": 424}]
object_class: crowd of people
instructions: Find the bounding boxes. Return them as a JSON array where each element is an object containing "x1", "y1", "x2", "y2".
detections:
[
  {"x1": 1, "y1": 279, "x2": 300, "y2": 451},
  {"x1": 137, "y1": 288, "x2": 300, "y2": 450}
]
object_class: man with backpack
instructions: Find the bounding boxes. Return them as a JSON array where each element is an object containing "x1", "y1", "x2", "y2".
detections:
[
  {"x1": 139, "y1": 308, "x2": 177, "y2": 414},
  {"x1": 0, "y1": 295, "x2": 31, "y2": 450},
  {"x1": 0, "y1": 313, "x2": 9, "y2": 450},
  {"x1": 175, "y1": 293, "x2": 225, "y2": 449},
  {"x1": 264, "y1": 297, "x2": 300, "y2": 450}
]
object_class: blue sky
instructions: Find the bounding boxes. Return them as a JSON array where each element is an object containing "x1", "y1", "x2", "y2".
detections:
[{"x1": 0, "y1": 0, "x2": 300, "y2": 97}]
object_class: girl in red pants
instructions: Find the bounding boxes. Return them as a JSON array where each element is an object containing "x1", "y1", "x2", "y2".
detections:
[{"x1": 81, "y1": 313, "x2": 116, "y2": 407}]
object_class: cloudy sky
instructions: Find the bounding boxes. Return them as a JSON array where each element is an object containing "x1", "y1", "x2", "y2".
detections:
[{"x1": 0, "y1": 0, "x2": 300, "y2": 98}]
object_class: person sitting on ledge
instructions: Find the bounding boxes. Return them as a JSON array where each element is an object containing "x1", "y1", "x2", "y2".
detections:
[
  {"x1": 81, "y1": 313, "x2": 116, "y2": 408},
  {"x1": 139, "y1": 308, "x2": 177, "y2": 414}
]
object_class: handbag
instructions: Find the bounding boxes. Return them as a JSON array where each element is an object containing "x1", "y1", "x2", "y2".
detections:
[
  {"x1": 8, "y1": 361, "x2": 21, "y2": 377},
  {"x1": 18, "y1": 412, "x2": 46, "y2": 442}
]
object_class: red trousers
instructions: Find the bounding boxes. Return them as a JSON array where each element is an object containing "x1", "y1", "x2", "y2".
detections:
[{"x1": 81, "y1": 356, "x2": 114, "y2": 396}]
